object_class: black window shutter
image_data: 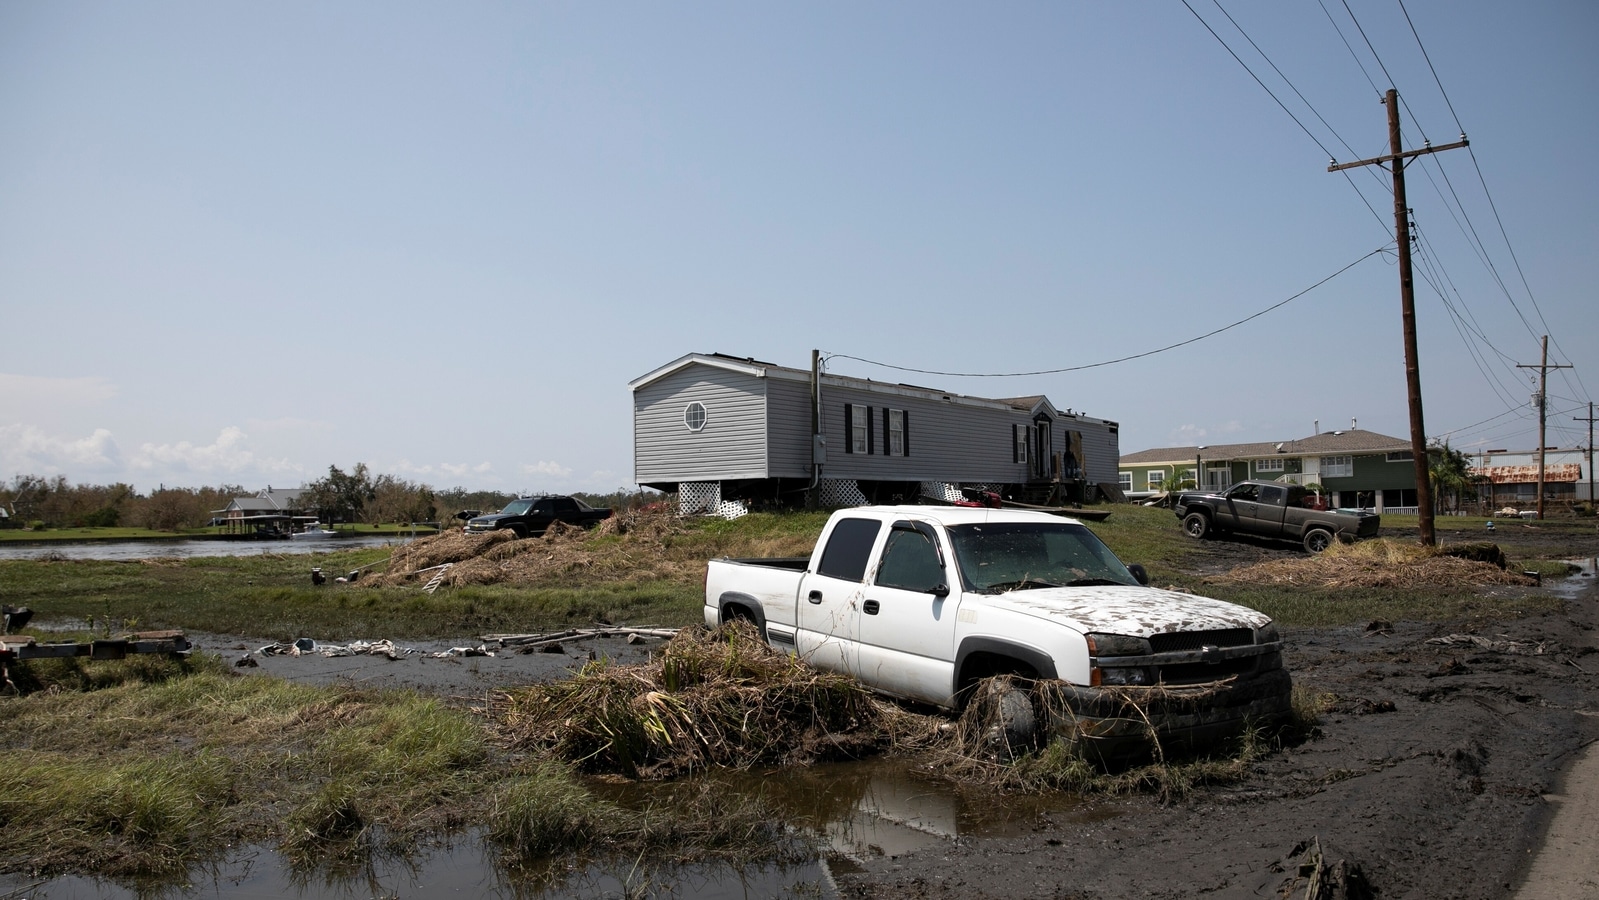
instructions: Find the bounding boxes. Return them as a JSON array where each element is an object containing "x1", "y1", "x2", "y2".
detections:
[
  {"x1": 844, "y1": 405, "x2": 854, "y2": 454},
  {"x1": 867, "y1": 407, "x2": 875, "y2": 455},
  {"x1": 1012, "y1": 424, "x2": 1019, "y2": 463},
  {"x1": 902, "y1": 411, "x2": 910, "y2": 456},
  {"x1": 882, "y1": 409, "x2": 891, "y2": 456}
]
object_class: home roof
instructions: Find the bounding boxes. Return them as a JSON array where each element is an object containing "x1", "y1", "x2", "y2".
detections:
[{"x1": 1121, "y1": 429, "x2": 1411, "y2": 465}]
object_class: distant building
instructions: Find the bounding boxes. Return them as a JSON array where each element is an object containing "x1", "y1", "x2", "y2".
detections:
[
  {"x1": 1470, "y1": 448, "x2": 1590, "y2": 507},
  {"x1": 215, "y1": 486, "x2": 309, "y2": 531},
  {"x1": 630, "y1": 352, "x2": 1120, "y2": 513},
  {"x1": 1120, "y1": 428, "x2": 1418, "y2": 512}
]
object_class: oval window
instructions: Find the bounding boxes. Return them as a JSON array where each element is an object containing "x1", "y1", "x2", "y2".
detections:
[{"x1": 684, "y1": 402, "x2": 707, "y2": 432}]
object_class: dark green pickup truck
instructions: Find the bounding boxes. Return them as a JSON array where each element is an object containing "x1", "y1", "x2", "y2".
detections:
[{"x1": 1174, "y1": 480, "x2": 1380, "y2": 553}]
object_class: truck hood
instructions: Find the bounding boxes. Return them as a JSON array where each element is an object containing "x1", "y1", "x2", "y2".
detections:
[
  {"x1": 983, "y1": 585, "x2": 1270, "y2": 637},
  {"x1": 466, "y1": 513, "x2": 514, "y2": 527}
]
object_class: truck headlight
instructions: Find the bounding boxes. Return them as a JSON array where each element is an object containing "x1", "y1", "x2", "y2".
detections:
[
  {"x1": 1096, "y1": 666, "x2": 1153, "y2": 686},
  {"x1": 1256, "y1": 623, "x2": 1280, "y2": 645},
  {"x1": 1086, "y1": 633, "x2": 1151, "y2": 657}
]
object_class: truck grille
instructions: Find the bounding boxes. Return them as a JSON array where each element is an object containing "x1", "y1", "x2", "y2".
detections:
[{"x1": 1149, "y1": 628, "x2": 1254, "y2": 653}]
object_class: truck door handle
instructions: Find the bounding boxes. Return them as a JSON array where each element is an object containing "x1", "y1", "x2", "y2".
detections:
[
  {"x1": 807, "y1": 590, "x2": 823, "y2": 604},
  {"x1": 863, "y1": 600, "x2": 880, "y2": 615}
]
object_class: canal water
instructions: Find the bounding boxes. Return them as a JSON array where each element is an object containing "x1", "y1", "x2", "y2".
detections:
[{"x1": 0, "y1": 535, "x2": 413, "y2": 561}]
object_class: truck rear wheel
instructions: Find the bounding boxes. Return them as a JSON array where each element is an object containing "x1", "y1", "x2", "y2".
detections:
[
  {"x1": 1303, "y1": 528, "x2": 1334, "y2": 553},
  {"x1": 1182, "y1": 512, "x2": 1210, "y2": 539}
]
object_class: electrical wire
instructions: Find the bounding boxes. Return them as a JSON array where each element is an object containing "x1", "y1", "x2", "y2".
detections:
[
  {"x1": 1178, "y1": 0, "x2": 1337, "y2": 162},
  {"x1": 824, "y1": 247, "x2": 1387, "y2": 380}
]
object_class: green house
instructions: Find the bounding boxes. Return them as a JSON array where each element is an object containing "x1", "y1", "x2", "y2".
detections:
[{"x1": 1119, "y1": 428, "x2": 1418, "y2": 512}]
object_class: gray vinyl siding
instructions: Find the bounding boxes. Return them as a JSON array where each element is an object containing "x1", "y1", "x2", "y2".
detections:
[
  {"x1": 766, "y1": 377, "x2": 816, "y2": 478},
  {"x1": 820, "y1": 385, "x2": 1027, "y2": 483},
  {"x1": 633, "y1": 367, "x2": 768, "y2": 483},
  {"x1": 1069, "y1": 419, "x2": 1120, "y2": 485}
]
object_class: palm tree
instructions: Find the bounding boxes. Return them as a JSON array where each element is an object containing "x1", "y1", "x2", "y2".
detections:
[{"x1": 1428, "y1": 440, "x2": 1474, "y2": 514}]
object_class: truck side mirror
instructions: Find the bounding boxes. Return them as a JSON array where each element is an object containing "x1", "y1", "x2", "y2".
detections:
[
  {"x1": 930, "y1": 583, "x2": 950, "y2": 598},
  {"x1": 1127, "y1": 564, "x2": 1150, "y2": 586}
]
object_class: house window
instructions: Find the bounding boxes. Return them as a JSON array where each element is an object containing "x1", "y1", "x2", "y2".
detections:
[
  {"x1": 1386, "y1": 451, "x2": 1413, "y2": 462},
  {"x1": 683, "y1": 402, "x2": 707, "y2": 432},
  {"x1": 1182, "y1": 468, "x2": 1197, "y2": 487},
  {"x1": 886, "y1": 409, "x2": 906, "y2": 457},
  {"x1": 1014, "y1": 425, "x2": 1029, "y2": 464},
  {"x1": 1255, "y1": 458, "x2": 1284, "y2": 473},
  {"x1": 847, "y1": 404, "x2": 872, "y2": 455},
  {"x1": 1321, "y1": 456, "x2": 1354, "y2": 478},
  {"x1": 1147, "y1": 470, "x2": 1165, "y2": 490},
  {"x1": 1118, "y1": 472, "x2": 1132, "y2": 492}
]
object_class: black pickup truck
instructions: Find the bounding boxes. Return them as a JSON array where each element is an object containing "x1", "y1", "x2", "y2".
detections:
[
  {"x1": 463, "y1": 496, "x2": 612, "y2": 538},
  {"x1": 1174, "y1": 480, "x2": 1379, "y2": 553}
]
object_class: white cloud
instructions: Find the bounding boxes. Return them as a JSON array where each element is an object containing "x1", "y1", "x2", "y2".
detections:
[
  {"x1": 0, "y1": 424, "x2": 123, "y2": 476},
  {"x1": 132, "y1": 426, "x2": 297, "y2": 476},
  {"x1": 522, "y1": 460, "x2": 572, "y2": 478},
  {"x1": 390, "y1": 459, "x2": 495, "y2": 479}
]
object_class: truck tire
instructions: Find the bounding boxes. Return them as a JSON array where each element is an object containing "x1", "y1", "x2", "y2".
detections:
[
  {"x1": 1303, "y1": 528, "x2": 1334, "y2": 553},
  {"x1": 1182, "y1": 512, "x2": 1210, "y2": 539}
]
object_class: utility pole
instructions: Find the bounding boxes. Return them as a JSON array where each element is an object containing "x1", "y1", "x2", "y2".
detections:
[
  {"x1": 1517, "y1": 336, "x2": 1572, "y2": 519},
  {"x1": 1329, "y1": 89, "x2": 1467, "y2": 546},
  {"x1": 1574, "y1": 401, "x2": 1596, "y2": 508}
]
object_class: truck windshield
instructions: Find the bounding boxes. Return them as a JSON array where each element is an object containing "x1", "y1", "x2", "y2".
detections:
[
  {"x1": 945, "y1": 521, "x2": 1139, "y2": 594},
  {"x1": 500, "y1": 499, "x2": 534, "y2": 515}
]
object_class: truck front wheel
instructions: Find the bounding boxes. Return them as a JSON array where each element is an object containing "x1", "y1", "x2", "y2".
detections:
[
  {"x1": 1182, "y1": 512, "x2": 1210, "y2": 539},
  {"x1": 1303, "y1": 528, "x2": 1334, "y2": 553}
]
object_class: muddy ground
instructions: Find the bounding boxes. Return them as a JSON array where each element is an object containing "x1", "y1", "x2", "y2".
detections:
[{"x1": 205, "y1": 524, "x2": 1599, "y2": 900}]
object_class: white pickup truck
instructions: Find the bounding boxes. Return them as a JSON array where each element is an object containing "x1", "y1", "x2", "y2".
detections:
[{"x1": 704, "y1": 505, "x2": 1292, "y2": 758}]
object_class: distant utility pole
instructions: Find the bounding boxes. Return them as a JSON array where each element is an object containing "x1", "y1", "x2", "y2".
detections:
[
  {"x1": 1329, "y1": 89, "x2": 1468, "y2": 546},
  {"x1": 1517, "y1": 336, "x2": 1572, "y2": 520},
  {"x1": 1577, "y1": 402, "x2": 1597, "y2": 507}
]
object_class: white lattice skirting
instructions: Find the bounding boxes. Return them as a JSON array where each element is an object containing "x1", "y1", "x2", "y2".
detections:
[
  {"x1": 676, "y1": 482, "x2": 749, "y2": 519},
  {"x1": 677, "y1": 481, "x2": 721, "y2": 515},
  {"x1": 820, "y1": 479, "x2": 869, "y2": 507}
]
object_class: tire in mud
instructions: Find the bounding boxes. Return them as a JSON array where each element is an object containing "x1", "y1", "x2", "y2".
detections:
[{"x1": 1182, "y1": 512, "x2": 1210, "y2": 539}]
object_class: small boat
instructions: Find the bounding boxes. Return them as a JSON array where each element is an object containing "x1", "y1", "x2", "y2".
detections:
[{"x1": 291, "y1": 522, "x2": 338, "y2": 540}]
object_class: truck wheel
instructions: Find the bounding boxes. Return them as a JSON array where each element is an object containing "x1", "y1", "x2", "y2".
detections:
[
  {"x1": 968, "y1": 677, "x2": 1038, "y2": 761},
  {"x1": 1182, "y1": 513, "x2": 1210, "y2": 539},
  {"x1": 1303, "y1": 528, "x2": 1334, "y2": 553}
]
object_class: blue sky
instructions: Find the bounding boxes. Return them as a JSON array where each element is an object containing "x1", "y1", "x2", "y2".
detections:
[{"x1": 2, "y1": 1, "x2": 1594, "y2": 493}]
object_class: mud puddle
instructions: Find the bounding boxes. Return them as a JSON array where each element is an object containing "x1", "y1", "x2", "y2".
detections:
[{"x1": 0, "y1": 760, "x2": 1088, "y2": 899}]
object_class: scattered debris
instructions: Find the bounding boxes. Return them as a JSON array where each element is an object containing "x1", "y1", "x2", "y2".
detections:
[
  {"x1": 1216, "y1": 539, "x2": 1537, "y2": 589},
  {"x1": 1424, "y1": 633, "x2": 1555, "y2": 656},
  {"x1": 493, "y1": 623, "x2": 915, "y2": 779}
]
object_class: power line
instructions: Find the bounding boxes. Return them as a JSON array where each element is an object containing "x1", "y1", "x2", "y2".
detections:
[
  {"x1": 825, "y1": 247, "x2": 1387, "y2": 380},
  {"x1": 1178, "y1": 0, "x2": 1337, "y2": 161}
]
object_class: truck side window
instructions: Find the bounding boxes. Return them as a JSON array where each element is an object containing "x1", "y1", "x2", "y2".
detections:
[
  {"x1": 816, "y1": 518, "x2": 883, "y2": 582},
  {"x1": 1259, "y1": 485, "x2": 1285, "y2": 506},
  {"x1": 876, "y1": 529, "x2": 943, "y2": 593},
  {"x1": 1229, "y1": 484, "x2": 1260, "y2": 501}
]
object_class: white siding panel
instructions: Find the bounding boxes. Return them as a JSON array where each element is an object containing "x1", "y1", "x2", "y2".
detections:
[{"x1": 634, "y1": 366, "x2": 768, "y2": 482}]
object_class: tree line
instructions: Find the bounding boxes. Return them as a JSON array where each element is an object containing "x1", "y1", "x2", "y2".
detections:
[{"x1": 1, "y1": 466, "x2": 662, "y2": 532}]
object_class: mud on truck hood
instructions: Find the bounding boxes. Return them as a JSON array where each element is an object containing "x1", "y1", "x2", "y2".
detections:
[{"x1": 987, "y1": 584, "x2": 1272, "y2": 638}]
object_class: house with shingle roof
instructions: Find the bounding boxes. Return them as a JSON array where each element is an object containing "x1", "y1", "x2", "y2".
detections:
[{"x1": 1120, "y1": 428, "x2": 1418, "y2": 512}]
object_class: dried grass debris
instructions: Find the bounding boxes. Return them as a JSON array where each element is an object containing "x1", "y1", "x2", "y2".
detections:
[
  {"x1": 372, "y1": 506, "x2": 699, "y2": 589},
  {"x1": 1214, "y1": 539, "x2": 1537, "y2": 589},
  {"x1": 492, "y1": 623, "x2": 927, "y2": 779}
]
